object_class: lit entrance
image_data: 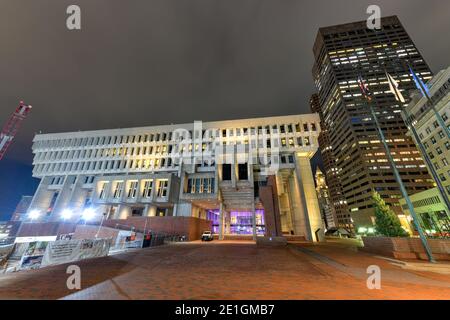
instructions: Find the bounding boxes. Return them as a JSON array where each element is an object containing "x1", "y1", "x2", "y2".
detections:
[{"x1": 206, "y1": 209, "x2": 265, "y2": 235}]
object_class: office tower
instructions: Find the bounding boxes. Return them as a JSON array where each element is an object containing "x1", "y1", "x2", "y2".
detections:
[
  {"x1": 310, "y1": 93, "x2": 351, "y2": 229},
  {"x1": 400, "y1": 66, "x2": 450, "y2": 234},
  {"x1": 405, "y1": 66, "x2": 450, "y2": 196},
  {"x1": 312, "y1": 16, "x2": 434, "y2": 227}
]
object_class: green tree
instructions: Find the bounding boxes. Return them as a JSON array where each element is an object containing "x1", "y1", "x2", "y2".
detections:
[{"x1": 372, "y1": 191, "x2": 409, "y2": 237}]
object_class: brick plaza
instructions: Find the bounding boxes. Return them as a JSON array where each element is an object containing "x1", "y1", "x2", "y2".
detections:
[{"x1": 0, "y1": 240, "x2": 449, "y2": 300}]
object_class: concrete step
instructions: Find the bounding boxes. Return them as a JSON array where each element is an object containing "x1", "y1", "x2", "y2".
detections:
[
  {"x1": 285, "y1": 235, "x2": 307, "y2": 242},
  {"x1": 376, "y1": 256, "x2": 450, "y2": 275},
  {"x1": 212, "y1": 234, "x2": 255, "y2": 241}
]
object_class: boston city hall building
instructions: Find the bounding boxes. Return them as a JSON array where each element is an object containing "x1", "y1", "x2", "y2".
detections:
[{"x1": 28, "y1": 114, "x2": 325, "y2": 241}]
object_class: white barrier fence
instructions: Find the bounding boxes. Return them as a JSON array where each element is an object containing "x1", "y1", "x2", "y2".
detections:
[{"x1": 19, "y1": 238, "x2": 112, "y2": 270}]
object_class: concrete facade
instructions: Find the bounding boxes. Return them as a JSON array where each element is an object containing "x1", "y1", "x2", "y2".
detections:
[
  {"x1": 314, "y1": 167, "x2": 336, "y2": 229},
  {"x1": 361, "y1": 236, "x2": 450, "y2": 261},
  {"x1": 27, "y1": 114, "x2": 325, "y2": 241},
  {"x1": 400, "y1": 66, "x2": 450, "y2": 237},
  {"x1": 399, "y1": 188, "x2": 450, "y2": 236}
]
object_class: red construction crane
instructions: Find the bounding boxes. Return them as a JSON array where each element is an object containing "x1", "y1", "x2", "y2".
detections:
[{"x1": 0, "y1": 101, "x2": 32, "y2": 161}]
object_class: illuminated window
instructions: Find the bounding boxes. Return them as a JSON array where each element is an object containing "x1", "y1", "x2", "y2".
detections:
[
  {"x1": 157, "y1": 180, "x2": 169, "y2": 197},
  {"x1": 113, "y1": 181, "x2": 124, "y2": 199},
  {"x1": 304, "y1": 137, "x2": 310, "y2": 146},
  {"x1": 288, "y1": 138, "x2": 294, "y2": 147},
  {"x1": 99, "y1": 182, "x2": 109, "y2": 200},
  {"x1": 142, "y1": 180, "x2": 153, "y2": 198},
  {"x1": 127, "y1": 181, "x2": 138, "y2": 198}
]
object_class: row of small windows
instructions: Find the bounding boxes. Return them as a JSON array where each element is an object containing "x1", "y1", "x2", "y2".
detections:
[
  {"x1": 50, "y1": 176, "x2": 96, "y2": 186},
  {"x1": 34, "y1": 122, "x2": 319, "y2": 150},
  {"x1": 185, "y1": 178, "x2": 215, "y2": 194},
  {"x1": 99, "y1": 179, "x2": 169, "y2": 200},
  {"x1": 33, "y1": 138, "x2": 315, "y2": 171},
  {"x1": 401, "y1": 196, "x2": 442, "y2": 210},
  {"x1": 419, "y1": 114, "x2": 449, "y2": 140},
  {"x1": 34, "y1": 157, "x2": 179, "y2": 174},
  {"x1": 414, "y1": 78, "x2": 450, "y2": 119},
  {"x1": 36, "y1": 136, "x2": 314, "y2": 159},
  {"x1": 49, "y1": 176, "x2": 65, "y2": 185},
  {"x1": 323, "y1": 24, "x2": 404, "y2": 40}
]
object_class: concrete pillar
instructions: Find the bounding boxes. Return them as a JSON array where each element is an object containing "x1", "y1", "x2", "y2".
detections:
[
  {"x1": 231, "y1": 145, "x2": 237, "y2": 188},
  {"x1": 287, "y1": 175, "x2": 308, "y2": 237},
  {"x1": 252, "y1": 200, "x2": 257, "y2": 240},
  {"x1": 247, "y1": 162, "x2": 254, "y2": 183},
  {"x1": 67, "y1": 175, "x2": 89, "y2": 220},
  {"x1": 115, "y1": 204, "x2": 131, "y2": 220},
  {"x1": 294, "y1": 156, "x2": 325, "y2": 242},
  {"x1": 50, "y1": 176, "x2": 76, "y2": 222},
  {"x1": 199, "y1": 209, "x2": 207, "y2": 220},
  {"x1": 219, "y1": 202, "x2": 225, "y2": 240},
  {"x1": 225, "y1": 211, "x2": 231, "y2": 234},
  {"x1": 144, "y1": 204, "x2": 157, "y2": 217},
  {"x1": 27, "y1": 176, "x2": 52, "y2": 221}
]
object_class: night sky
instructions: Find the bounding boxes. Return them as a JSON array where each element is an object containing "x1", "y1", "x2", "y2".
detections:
[{"x1": 1, "y1": 0, "x2": 449, "y2": 219}]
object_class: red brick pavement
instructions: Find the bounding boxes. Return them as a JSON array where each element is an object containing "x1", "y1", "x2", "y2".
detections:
[{"x1": 0, "y1": 241, "x2": 449, "y2": 300}]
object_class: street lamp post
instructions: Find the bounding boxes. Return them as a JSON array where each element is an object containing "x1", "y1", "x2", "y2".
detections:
[{"x1": 95, "y1": 212, "x2": 106, "y2": 238}]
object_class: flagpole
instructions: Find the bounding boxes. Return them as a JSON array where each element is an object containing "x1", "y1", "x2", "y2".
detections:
[
  {"x1": 357, "y1": 64, "x2": 436, "y2": 262},
  {"x1": 364, "y1": 97, "x2": 435, "y2": 262}
]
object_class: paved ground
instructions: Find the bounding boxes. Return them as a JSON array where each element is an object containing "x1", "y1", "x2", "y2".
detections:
[{"x1": 0, "y1": 240, "x2": 449, "y2": 300}]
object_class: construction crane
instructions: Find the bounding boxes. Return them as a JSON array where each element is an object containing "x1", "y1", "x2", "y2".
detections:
[{"x1": 0, "y1": 101, "x2": 32, "y2": 161}]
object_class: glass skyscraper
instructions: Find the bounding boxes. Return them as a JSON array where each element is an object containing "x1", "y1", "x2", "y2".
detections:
[{"x1": 312, "y1": 16, "x2": 434, "y2": 228}]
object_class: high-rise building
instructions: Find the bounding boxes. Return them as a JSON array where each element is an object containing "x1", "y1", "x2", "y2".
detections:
[
  {"x1": 312, "y1": 16, "x2": 434, "y2": 227},
  {"x1": 314, "y1": 166, "x2": 336, "y2": 229},
  {"x1": 310, "y1": 93, "x2": 350, "y2": 229},
  {"x1": 404, "y1": 66, "x2": 450, "y2": 196},
  {"x1": 400, "y1": 66, "x2": 450, "y2": 235},
  {"x1": 27, "y1": 114, "x2": 325, "y2": 241}
]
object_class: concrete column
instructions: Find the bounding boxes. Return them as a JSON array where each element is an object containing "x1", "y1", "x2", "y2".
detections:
[
  {"x1": 115, "y1": 204, "x2": 131, "y2": 219},
  {"x1": 67, "y1": 175, "x2": 88, "y2": 220},
  {"x1": 294, "y1": 156, "x2": 325, "y2": 242},
  {"x1": 219, "y1": 202, "x2": 225, "y2": 240},
  {"x1": 27, "y1": 176, "x2": 52, "y2": 221},
  {"x1": 231, "y1": 145, "x2": 237, "y2": 188},
  {"x1": 50, "y1": 176, "x2": 76, "y2": 221},
  {"x1": 144, "y1": 204, "x2": 157, "y2": 217},
  {"x1": 247, "y1": 162, "x2": 254, "y2": 183},
  {"x1": 287, "y1": 175, "x2": 307, "y2": 237},
  {"x1": 173, "y1": 164, "x2": 185, "y2": 217},
  {"x1": 252, "y1": 200, "x2": 257, "y2": 240},
  {"x1": 225, "y1": 211, "x2": 231, "y2": 234}
]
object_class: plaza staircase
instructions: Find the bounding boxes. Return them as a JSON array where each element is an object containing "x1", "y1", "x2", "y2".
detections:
[{"x1": 219, "y1": 181, "x2": 255, "y2": 211}]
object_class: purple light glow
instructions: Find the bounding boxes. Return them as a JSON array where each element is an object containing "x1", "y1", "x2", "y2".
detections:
[{"x1": 207, "y1": 209, "x2": 265, "y2": 235}]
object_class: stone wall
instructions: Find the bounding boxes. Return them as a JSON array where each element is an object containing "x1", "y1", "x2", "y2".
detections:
[
  {"x1": 16, "y1": 222, "x2": 78, "y2": 238},
  {"x1": 361, "y1": 237, "x2": 450, "y2": 261},
  {"x1": 101, "y1": 216, "x2": 212, "y2": 241},
  {"x1": 14, "y1": 217, "x2": 211, "y2": 241},
  {"x1": 259, "y1": 175, "x2": 283, "y2": 237},
  {"x1": 73, "y1": 225, "x2": 121, "y2": 242}
]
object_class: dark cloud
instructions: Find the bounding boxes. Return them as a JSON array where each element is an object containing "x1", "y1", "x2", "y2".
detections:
[{"x1": 1, "y1": 0, "x2": 449, "y2": 164}]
